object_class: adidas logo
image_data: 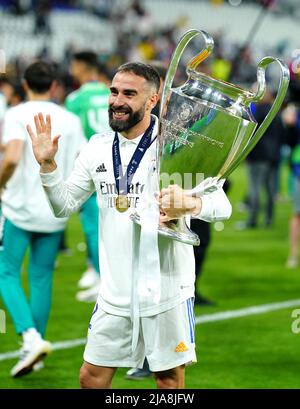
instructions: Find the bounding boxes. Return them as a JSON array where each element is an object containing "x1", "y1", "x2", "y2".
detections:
[
  {"x1": 96, "y1": 163, "x2": 107, "y2": 173},
  {"x1": 175, "y1": 341, "x2": 189, "y2": 353}
]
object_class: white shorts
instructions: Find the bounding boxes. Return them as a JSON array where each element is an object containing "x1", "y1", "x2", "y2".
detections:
[{"x1": 83, "y1": 298, "x2": 197, "y2": 372}]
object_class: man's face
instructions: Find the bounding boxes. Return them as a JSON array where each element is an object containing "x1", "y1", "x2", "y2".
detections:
[
  {"x1": 108, "y1": 71, "x2": 155, "y2": 132},
  {"x1": 0, "y1": 83, "x2": 14, "y2": 105}
]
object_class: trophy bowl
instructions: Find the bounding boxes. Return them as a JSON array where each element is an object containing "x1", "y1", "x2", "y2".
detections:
[{"x1": 131, "y1": 29, "x2": 290, "y2": 246}]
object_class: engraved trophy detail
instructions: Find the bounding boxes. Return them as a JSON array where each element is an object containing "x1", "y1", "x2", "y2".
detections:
[{"x1": 132, "y1": 29, "x2": 290, "y2": 245}]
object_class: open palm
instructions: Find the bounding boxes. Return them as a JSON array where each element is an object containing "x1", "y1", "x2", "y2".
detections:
[{"x1": 27, "y1": 112, "x2": 60, "y2": 165}]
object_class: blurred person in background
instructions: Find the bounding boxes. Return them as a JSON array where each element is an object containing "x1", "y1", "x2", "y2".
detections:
[
  {"x1": 191, "y1": 222, "x2": 212, "y2": 305},
  {"x1": 51, "y1": 71, "x2": 75, "y2": 255},
  {"x1": 282, "y1": 104, "x2": 300, "y2": 268},
  {"x1": 0, "y1": 78, "x2": 26, "y2": 108},
  {"x1": 7, "y1": 80, "x2": 26, "y2": 107},
  {"x1": 0, "y1": 61, "x2": 86, "y2": 377},
  {"x1": 88, "y1": 0, "x2": 115, "y2": 20},
  {"x1": 237, "y1": 89, "x2": 285, "y2": 229},
  {"x1": 8, "y1": 0, "x2": 29, "y2": 15},
  {"x1": 0, "y1": 78, "x2": 8, "y2": 141},
  {"x1": 230, "y1": 45, "x2": 257, "y2": 87},
  {"x1": 33, "y1": 0, "x2": 51, "y2": 36},
  {"x1": 66, "y1": 51, "x2": 110, "y2": 302},
  {"x1": 0, "y1": 78, "x2": 14, "y2": 109},
  {"x1": 51, "y1": 70, "x2": 73, "y2": 106},
  {"x1": 211, "y1": 49, "x2": 232, "y2": 82},
  {"x1": 0, "y1": 77, "x2": 26, "y2": 153}
]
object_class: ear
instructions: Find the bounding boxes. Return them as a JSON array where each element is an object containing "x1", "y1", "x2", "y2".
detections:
[
  {"x1": 147, "y1": 93, "x2": 159, "y2": 111},
  {"x1": 22, "y1": 79, "x2": 29, "y2": 93},
  {"x1": 49, "y1": 80, "x2": 57, "y2": 97}
]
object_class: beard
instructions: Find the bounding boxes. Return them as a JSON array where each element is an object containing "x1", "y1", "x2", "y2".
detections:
[{"x1": 108, "y1": 104, "x2": 146, "y2": 132}]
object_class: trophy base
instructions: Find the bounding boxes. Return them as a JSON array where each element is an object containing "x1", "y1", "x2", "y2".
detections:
[{"x1": 130, "y1": 213, "x2": 200, "y2": 246}]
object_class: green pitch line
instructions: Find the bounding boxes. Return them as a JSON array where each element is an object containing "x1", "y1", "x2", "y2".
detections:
[
  {"x1": 0, "y1": 163, "x2": 299, "y2": 388},
  {"x1": 1, "y1": 298, "x2": 300, "y2": 362}
]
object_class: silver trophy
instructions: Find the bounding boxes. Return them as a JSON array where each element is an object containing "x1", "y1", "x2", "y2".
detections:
[{"x1": 132, "y1": 29, "x2": 290, "y2": 245}]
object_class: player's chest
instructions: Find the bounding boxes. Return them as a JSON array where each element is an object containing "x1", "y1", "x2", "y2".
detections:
[{"x1": 91, "y1": 144, "x2": 156, "y2": 197}]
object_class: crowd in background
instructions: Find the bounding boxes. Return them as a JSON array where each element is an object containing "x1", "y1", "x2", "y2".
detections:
[
  {"x1": 1, "y1": 0, "x2": 300, "y2": 264},
  {"x1": 0, "y1": 0, "x2": 299, "y2": 93},
  {"x1": 0, "y1": 0, "x2": 299, "y2": 240}
]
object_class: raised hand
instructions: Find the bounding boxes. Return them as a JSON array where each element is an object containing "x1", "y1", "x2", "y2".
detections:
[{"x1": 27, "y1": 113, "x2": 60, "y2": 168}]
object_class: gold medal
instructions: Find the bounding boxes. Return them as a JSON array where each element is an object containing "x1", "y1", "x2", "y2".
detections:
[{"x1": 115, "y1": 195, "x2": 129, "y2": 213}]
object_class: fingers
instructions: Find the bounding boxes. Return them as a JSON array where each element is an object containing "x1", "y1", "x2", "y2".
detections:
[
  {"x1": 159, "y1": 214, "x2": 175, "y2": 223},
  {"x1": 34, "y1": 115, "x2": 42, "y2": 134},
  {"x1": 52, "y1": 134, "x2": 61, "y2": 149},
  {"x1": 160, "y1": 186, "x2": 173, "y2": 197},
  {"x1": 34, "y1": 113, "x2": 49, "y2": 134},
  {"x1": 46, "y1": 114, "x2": 51, "y2": 135},
  {"x1": 160, "y1": 214, "x2": 169, "y2": 223},
  {"x1": 161, "y1": 195, "x2": 171, "y2": 209},
  {"x1": 38, "y1": 112, "x2": 46, "y2": 130},
  {"x1": 26, "y1": 124, "x2": 36, "y2": 141},
  {"x1": 153, "y1": 191, "x2": 160, "y2": 205},
  {"x1": 160, "y1": 184, "x2": 180, "y2": 197},
  {"x1": 158, "y1": 187, "x2": 172, "y2": 208}
]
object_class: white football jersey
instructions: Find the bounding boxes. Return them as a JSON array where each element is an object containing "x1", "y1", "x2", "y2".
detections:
[
  {"x1": 40, "y1": 116, "x2": 232, "y2": 315},
  {"x1": 2, "y1": 100, "x2": 86, "y2": 232}
]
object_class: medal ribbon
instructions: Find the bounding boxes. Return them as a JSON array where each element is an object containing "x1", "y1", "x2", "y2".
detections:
[{"x1": 112, "y1": 117, "x2": 156, "y2": 196}]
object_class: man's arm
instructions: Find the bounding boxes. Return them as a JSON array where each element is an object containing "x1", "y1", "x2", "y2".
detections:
[
  {"x1": 192, "y1": 187, "x2": 232, "y2": 221},
  {"x1": 0, "y1": 139, "x2": 24, "y2": 190},
  {"x1": 27, "y1": 113, "x2": 94, "y2": 217},
  {"x1": 40, "y1": 166, "x2": 94, "y2": 218}
]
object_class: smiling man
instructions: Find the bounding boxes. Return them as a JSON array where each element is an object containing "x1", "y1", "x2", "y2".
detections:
[{"x1": 27, "y1": 62, "x2": 232, "y2": 389}]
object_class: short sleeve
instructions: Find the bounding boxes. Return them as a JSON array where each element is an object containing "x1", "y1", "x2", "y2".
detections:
[
  {"x1": 2, "y1": 109, "x2": 26, "y2": 144},
  {"x1": 65, "y1": 93, "x2": 81, "y2": 116}
]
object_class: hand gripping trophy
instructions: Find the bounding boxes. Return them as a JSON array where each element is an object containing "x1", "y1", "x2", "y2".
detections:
[{"x1": 132, "y1": 29, "x2": 290, "y2": 245}]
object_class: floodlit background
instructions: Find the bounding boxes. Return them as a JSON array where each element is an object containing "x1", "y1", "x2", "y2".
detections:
[{"x1": 0, "y1": 0, "x2": 300, "y2": 389}]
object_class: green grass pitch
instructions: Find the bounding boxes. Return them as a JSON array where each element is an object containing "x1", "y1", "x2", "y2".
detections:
[{"x1": 1, "y1": 164, "x2": 300, "y2": 389}]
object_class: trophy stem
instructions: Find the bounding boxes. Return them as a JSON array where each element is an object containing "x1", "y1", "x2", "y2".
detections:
[{"x1": 130, "y1": 212, "x2": 200, "y2": 246}]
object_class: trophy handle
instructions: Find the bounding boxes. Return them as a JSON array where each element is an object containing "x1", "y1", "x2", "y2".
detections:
[
  {"x1": 222, "y1": 57, "x2": 290, "y2": 178},
  {"x1": 160, "y1": 29, "x2": 214, "y2": 118}
]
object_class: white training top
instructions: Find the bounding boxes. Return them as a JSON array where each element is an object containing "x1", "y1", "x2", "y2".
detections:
[
  {"x1": 2, "y1": 100, "x2": 86, "y2": 232},
  {"x1": 0, "y1": 93, "x2": 6, "y2": 125},
  {"x1": 40, "y1": 116, "x2": 232, "y2": 316}
]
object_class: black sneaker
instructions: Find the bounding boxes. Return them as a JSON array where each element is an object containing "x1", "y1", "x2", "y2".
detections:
[{"x1": 125, "y1": 367, "x2": 153, "y2": 380}]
